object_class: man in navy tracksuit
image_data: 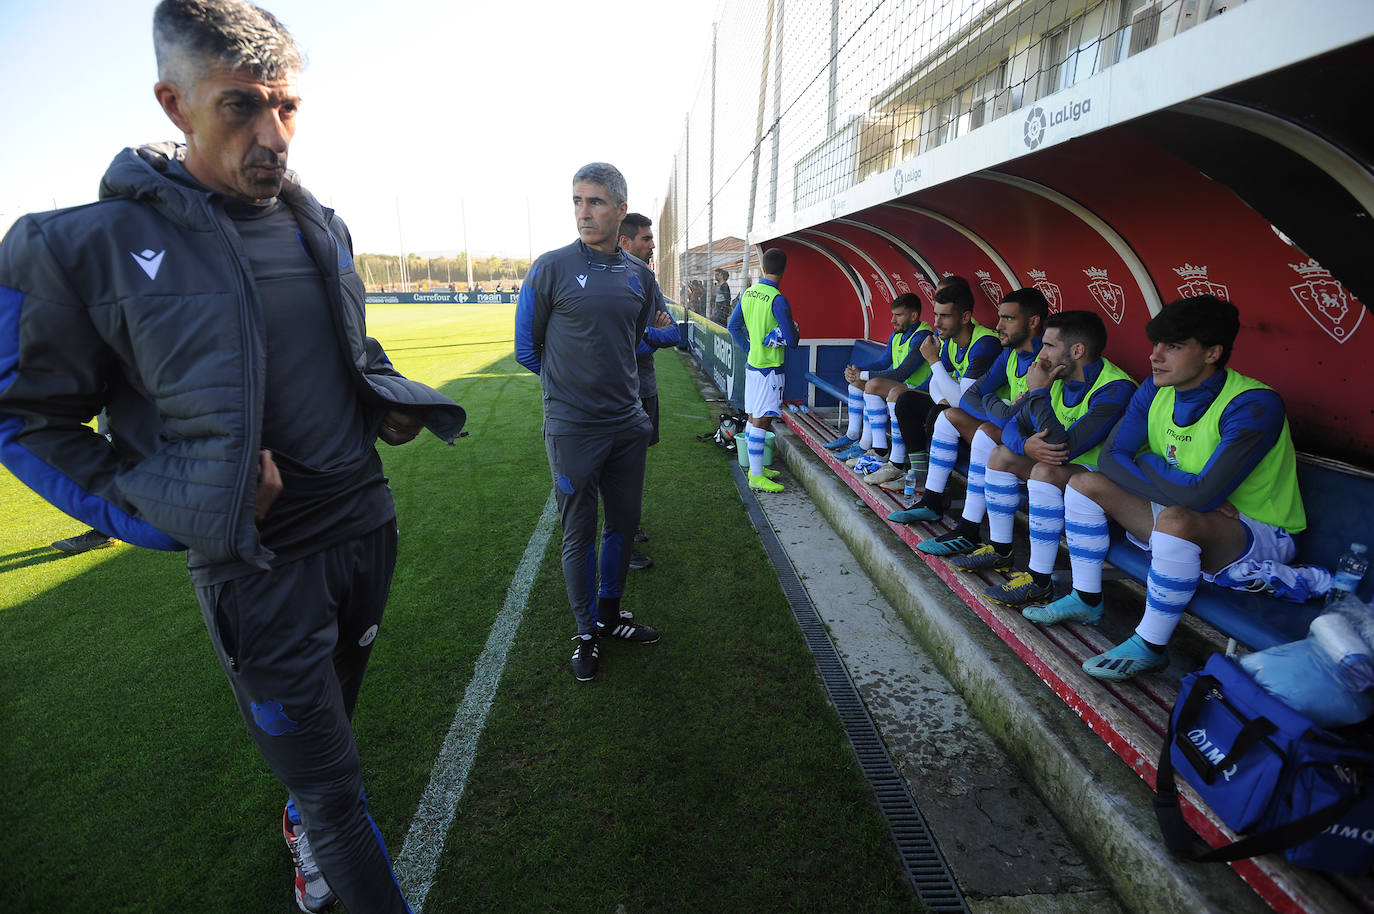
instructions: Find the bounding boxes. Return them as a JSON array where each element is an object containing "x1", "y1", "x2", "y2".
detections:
[
  {"x1": 515, "y1": 163, "x2": 662, "y2": 682},
  {"x1": 0, "y1": 3, "x2": 464, "y2": 911},
  {"x1": 617, "y1": 212, "x2": 681, "y2": 570}
]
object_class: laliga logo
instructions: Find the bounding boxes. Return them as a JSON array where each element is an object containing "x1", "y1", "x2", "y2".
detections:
[
  {"x1": 1023, "y1": 107, "x2": 1047, "y2": 149},
  {"x1": 1024, "y1": 99, "x2": 1092, "y2": 149},
  {"x1": 892, "y1": 165, "x2": 921, "y2": 195}
]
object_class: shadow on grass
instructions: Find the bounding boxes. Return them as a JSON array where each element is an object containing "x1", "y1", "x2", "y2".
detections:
[
  {"x1": 0, "y1": 545, "x2": 75, "y2": 573},
  {"x1": 378, "y1": 338, "x2": 515, "y2": 354}
]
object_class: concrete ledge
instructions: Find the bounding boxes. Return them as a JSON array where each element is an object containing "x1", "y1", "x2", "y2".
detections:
[{"x1": 775, "y1": 425, "x2": 1269, "y2": 914}]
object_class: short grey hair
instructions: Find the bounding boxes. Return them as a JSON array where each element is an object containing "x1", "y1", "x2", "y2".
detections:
[
  {"x1": 572, "y1": 163, "x2": 627, "y2": 207},
  {"x1": 154, "y1": 0, "x2": 303, "y2": 89}
]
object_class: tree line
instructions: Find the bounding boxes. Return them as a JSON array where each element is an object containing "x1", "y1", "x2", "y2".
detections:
[{"x1": 355, "y1": 252, "x2": 531, "y2": 290}]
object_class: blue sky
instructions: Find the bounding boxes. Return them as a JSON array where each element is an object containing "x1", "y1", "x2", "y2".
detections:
[{"x1": 0, "y1": 0, "x2": 720, "y2": 257}]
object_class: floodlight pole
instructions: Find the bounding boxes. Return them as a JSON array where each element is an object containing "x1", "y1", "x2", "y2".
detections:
[{"x1": 463, "y1": 197, "x2": 474, "y2": 290}]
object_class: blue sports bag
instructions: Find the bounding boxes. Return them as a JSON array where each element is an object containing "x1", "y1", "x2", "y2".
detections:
[{"x1": 1154, "y1": 653, "x2": 1374, "y2": 873}]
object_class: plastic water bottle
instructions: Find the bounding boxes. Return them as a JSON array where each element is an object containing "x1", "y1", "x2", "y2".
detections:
[
  {"x1": 903, "y1": 470, "x2": 916, "y2": 500},
  {"x1": 1326, "y1": 542, "x2": 1369, "y2": 607}
]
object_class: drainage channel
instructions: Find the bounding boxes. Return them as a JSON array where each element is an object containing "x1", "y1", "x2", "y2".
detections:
[{"x1": 730, "y1": 462, "x2": 969, "y2": 914}]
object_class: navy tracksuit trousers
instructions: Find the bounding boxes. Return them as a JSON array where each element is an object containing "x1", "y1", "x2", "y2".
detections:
[
  {"x1": 545, "y1": 422, "x2": 651, "y2": 634},
  {"x1": 195, "y1": 521, "x2": 411, "y2": 913}
]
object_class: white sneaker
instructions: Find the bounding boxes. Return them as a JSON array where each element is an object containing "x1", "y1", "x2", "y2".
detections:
[
  {"x1": 283, "y1": 807, "x2": 337, "y2": 913},
  {"x1": 863, "y1": 463, "x2": 905, "y2": 486}
]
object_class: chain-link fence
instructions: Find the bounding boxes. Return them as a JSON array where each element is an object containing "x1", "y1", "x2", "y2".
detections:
[{"x1": 659, "y1": 0, "x2": 1245, "y2": 320}]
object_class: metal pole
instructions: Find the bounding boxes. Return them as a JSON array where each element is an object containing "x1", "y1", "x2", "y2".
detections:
[
  {"x1": 746, "y1": 0, "x2": 777, "y2": 287},
  {"x1": 707, "y1": 21, "x2": 717, "y2": 316},
  {"x1": 395, "y1": 197, "x2": 407, "y2": 292},
  {"x1": 770, "y1": 0, "x2": 785, "y2": 223},
  {"x1": 684, "y1": 113, "x2": 691, "y2": 264},
  {"x1": 526, "y1": 196, "x2": 534, "y2": 269},
  {"x1": 462, "y1": 197, "x2": 474, "y2": 290},
  {"x1": 828, "y1": 0, "x2": 839, "y2": 134}
]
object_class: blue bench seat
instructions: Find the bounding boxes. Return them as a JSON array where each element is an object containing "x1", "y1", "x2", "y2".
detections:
[
  {"x1": 803, "y1": 339, "x2": 886, "y2": 408},
  {"x1": 1106, "y1": 455, "x2": 1374, "y2": 651}
]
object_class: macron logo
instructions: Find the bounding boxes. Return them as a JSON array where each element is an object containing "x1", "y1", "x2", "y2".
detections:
[
  {"x1": 576, "y1": 274, "x2": 588, "y2": 288},
  {"x1": 130, "y1": 249, "x2": 165, "y2": 280}
]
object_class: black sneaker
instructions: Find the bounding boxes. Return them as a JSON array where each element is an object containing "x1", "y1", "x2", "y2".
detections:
[
  {"x1": 51, "y1": 529, "x2": 115, "y2": 554},
  {"x1": 571, "y1": 634, "x2": 599, "y2": 681},
  {"x1": 634, "y1": 528, "x2": 648, "y2": 543},
  {"x1": 596, "y1": 615, "x2": 659, "y2": 643},
  {"x1": 629, "y1": 549, "x2": 653, "y2": 570}
]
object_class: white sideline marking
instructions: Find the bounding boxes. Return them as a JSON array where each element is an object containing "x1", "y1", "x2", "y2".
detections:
[{"x1": 394, "y1": 490, "x2": 558, "y2": 912}]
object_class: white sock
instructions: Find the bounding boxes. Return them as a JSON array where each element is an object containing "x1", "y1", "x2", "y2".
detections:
[
  {"x1": 961, "y1": 428, "x2": 996, "y2": 524},
  {"x1": 864, "y1": 393, "x2": 888, "y2": 450},
  {"x1": 1027, "y1": 479, "x2": 1065, "y2": 575},
  {"x1": 924, "y1": 411, "x2": 960, "y2": 495},
  {"x1": 1136, "y1": 531, "x2": 1202, "y2": 646},
  {"x1": 984, "y1": 467, "x2": 1020, "y2": 545},
  {"x1": 845, "y1": 385, "x2": 864, "y2": 439},
  {"x1": 1064, "y1": 483, "x2": 1109, "y2": 594},
  {"x1": 747, "y1": 425, "x2": 766, "y2": 477},
  {"x1": 887, "y1": 401, "x2": 906, "y2": 465}
]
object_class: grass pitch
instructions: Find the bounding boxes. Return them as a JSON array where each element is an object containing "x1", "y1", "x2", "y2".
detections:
[{"x1": 0, "y1": 302, "x2": 923, "y2": 913}]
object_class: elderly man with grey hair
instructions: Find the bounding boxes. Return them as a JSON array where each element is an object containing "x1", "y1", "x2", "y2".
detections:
[
  {"x1": 516, "y1": 163, "x2": 663, "y2": 682},
  {"x1": 0, "y1": 1, "x2": 466, "y2": 911}
]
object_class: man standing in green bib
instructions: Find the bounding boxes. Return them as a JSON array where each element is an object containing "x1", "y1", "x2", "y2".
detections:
[
  {"x1": 1026, "y1": 295, "x2": 1306, "y2": 681},
  {"x1": 727, "y1": 248, "x2": 796, "y2": 492}
]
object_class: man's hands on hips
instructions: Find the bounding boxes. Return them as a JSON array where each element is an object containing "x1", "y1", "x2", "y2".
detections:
[{"x1": 379, "y1": 409, "x2": 423, "y2": 446}]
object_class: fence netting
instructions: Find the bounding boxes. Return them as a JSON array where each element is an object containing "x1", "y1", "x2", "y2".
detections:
[{"x1": 659, "y1": 0, "x2": 1245, "y2": 319}]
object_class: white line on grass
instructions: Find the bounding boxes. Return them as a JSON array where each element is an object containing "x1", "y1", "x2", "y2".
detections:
[{"x1": 394, "y1": 490, "x2": 558, "y2": 912}]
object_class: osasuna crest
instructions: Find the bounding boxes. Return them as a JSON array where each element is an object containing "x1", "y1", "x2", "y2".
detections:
[
  {"x1": 975, "y1": 269, "x2": 1004, "y2": 307},
  {"x1": 1027, "y1": 269, "x2": 1062, "y2": 313},
  {"x1": 1173, "y1": 263, "x2": 1229, "y2": 300},
  {"x1": 891, "y1": 272, "x2": 911, "y2": 295},
  {"x1": 870, "y1": 272, "x2": 892, "y2": 305},
  {"x1": 1290, "y1": 258, "x2": 1362, "y2": 343},
  {"x1": 916, "y1": 276, "x2": 937, "y2": 305},
  {"x1": 1083, "y1": 267, "x2": 1125, "y2": 324}
]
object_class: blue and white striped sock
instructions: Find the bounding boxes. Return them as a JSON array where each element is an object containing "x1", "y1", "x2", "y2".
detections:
[
  {"x1": 746, "y1": 425, "x2": 766, "y2": 477},
  {"x1": 1026, "y1": 479, "x2": 1065, "y2": 575},
  {"x1": 961, "y1": 428, "x2": 996, "y2": 524},
  {"x1": 887, "y1": 401, "x2": 906, "y2": 465},
  {"x1": 1064, "y1": 483, "x2": 1110, "y2": 594},
  {"x1": 846, "y1": 385, "x2": 865, "y2": 439},
  {"x1": 864, "y1": 393, "x2": 888, "y2": 449},
  {"x1": 924, "y1": 411, "x2": 960, "y2": 496},
  {"x1": 984, "y1": 467, "x2": 1020, "y2": 545},
  {"x1": 1137, "y1": 531, "x2": 1202, "y2": 645}
]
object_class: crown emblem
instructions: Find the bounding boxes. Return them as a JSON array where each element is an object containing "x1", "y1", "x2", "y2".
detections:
[
  {"x1": 1173, "y1": 263, "x2": 1210, "y2": 280},
  {"x1": 1084, "y1": 267, "x2": 1110, "y2": 281},
  {"x1": 1028, "y1": 269, "x2": 1047, "y2": 281},
  {"x1": 1289, "y1": 258, "x2": 1330, "y2": 279},
  {"x1": 975, "y1": 269, "x2": 991, "y2": 281}
]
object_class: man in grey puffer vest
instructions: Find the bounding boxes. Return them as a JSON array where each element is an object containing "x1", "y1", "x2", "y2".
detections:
[{"x1": 0, "y1": 2, "x2": 463, "y2": 911}]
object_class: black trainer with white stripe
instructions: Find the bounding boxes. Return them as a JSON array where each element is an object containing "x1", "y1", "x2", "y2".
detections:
[
  {"x1": 571, "y1": 634, "x2": 600, "y2": 681},
  {"x1": 596, "y1": 613, "x2": 659, "y2": 643}
]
